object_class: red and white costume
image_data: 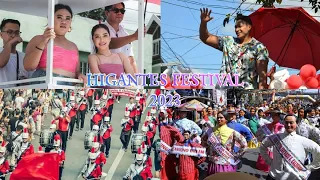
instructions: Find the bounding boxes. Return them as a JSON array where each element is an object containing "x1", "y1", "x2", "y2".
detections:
[
  {"x1": 82, "y1": 148, "x2": 102, "y2": 179},
  {"x1": 0, "y1": 142, "x2": 10, "y2": 175}
]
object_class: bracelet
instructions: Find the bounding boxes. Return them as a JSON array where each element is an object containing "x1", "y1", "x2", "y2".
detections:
[{"x1": 36, "y1": 46, "x2": 44, "y2": 51}]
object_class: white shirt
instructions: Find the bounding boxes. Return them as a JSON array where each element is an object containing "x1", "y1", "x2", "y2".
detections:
[
  {"x1": 15, "y1": 96, "x2": 25, "y2": 110},
  {"x1": 0, "y1": 48, "x2": 32, "y2": 88},
  {"x1": 104, "y1": 21, "x2": 134, "y2": 57},
  {"x1": 260, "y1": 131, "x2": 320, "y2": 180},
  {"x1": 258, "y1": 117, "x2": 271, "y2": 127}
]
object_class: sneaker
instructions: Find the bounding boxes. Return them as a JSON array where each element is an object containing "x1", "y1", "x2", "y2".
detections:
[{"x1": 80, "y1": 128, "x2": 83, "y2": 130}]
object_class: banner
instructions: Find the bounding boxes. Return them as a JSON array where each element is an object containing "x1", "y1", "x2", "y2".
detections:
[
  {"x1": 10, "y1": 153, "x2": 59, "y2": 180},
  {"x1": 170, "y1": 145, "x2": 206, "y2": 157},
  {"x1": 160, "y1": 140, "x2": 172, "y2": 154},
  {"x1": 208, "y1": 133, "x2": 240, "y2": 165},
  {"x1": 109, "y1": 89, "x2": 136, "y2": 97},
  {"x1": 262, "y1": 126, "x2": 310, "y2": 180}
]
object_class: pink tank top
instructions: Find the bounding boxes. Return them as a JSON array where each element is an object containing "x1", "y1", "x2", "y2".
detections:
[
  {"x1": 98, "y1": 63, "x2": 125, "y2": 78},
  {"x1": 38, "y1": 46, "x2": 78, "y2": 73}
]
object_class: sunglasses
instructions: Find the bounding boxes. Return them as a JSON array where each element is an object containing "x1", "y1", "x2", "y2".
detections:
[{"x1": 111, "y1": 8, "x2": 126, "y2": 14}]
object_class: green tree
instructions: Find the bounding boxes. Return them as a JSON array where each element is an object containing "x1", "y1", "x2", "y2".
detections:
[
  {"x1": 78, "y1": 8, "x2": 106, "y2": 21},
  {"x1": 223, "y1": 0, "x2": 319, "y2": 26}
]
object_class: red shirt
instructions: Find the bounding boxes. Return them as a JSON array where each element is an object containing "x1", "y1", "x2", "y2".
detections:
[
  {"x1": 175, "y1": 142, "x2": 206, "y2": 174},
  {"x1": 69, "y1": 108, "x2": 77, "y2": 118},
  {"x1": 139, "y1": 98, "x2": 145, "y2": 105},
  {"x1": 0, "y1": 159, "x2": 9, "y2": 174},
  {"x1": 92, "y1": 113, "x2": 103, "y2": 124},
  {"x1": 123, "y1": 118, "x2": 134, "y2": 131},
  {"x1": 87, "y1": 165, "x2": 102, "y2": 178},
  {"x1": 87, "y1": 89, "x2": 94, "y2": 97},
  {"x1": 95, "y1": 152, "x2": 107, "y2": 165},
  {"x1": 58, "y1": 117, "x2": 69, "y2": 131},
  {"x1": 79, "y1": 104, "x2": 86, "y2": 111},
  {"x1": 107, "y1": 98, "x2": 114, "y2": 106},
  {"x1": 135, "y1": 109, "x2": 141, "y2": 116},
  {"x1": 21, "y1": 144, "x2": 34, "y2": 158},
  {"x1": 102, "y1": 125, "x2": 113, "y2": 139},
  {"x1": 140, "y1": 166, "x2": 153, "y2": 180}
]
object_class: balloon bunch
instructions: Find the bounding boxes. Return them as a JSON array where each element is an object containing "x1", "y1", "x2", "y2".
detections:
[{"x1": 286, "y1": 64, "x2": 319, "y2": 89}]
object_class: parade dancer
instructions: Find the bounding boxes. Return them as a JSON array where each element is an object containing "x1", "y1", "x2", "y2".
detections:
[
  {"x1": 206, "y1": 111, "x2": 247, "y2": 176},
  {"x1": 76, "y1": 90, "x2": 87, "y2": 131},
  {"x1": 124, "y1": 148, "x2": 153, "y2": 180},
  {"x1": 175, "y1": 130, "x2": 206, "y2": 180},
  {"x1": 81, "y1": 148, "x2": 102, "y2": 180},
  {"x1": 91, "y1": 136, "x2": 107, "y2": 168},
  {"x1": 50, "y1": 135, "x2": 65, "y2": 180},
  {"x1": 67, "y1": 92, "x2": 77, "y2": 140},
  {"x1": 260, "y1": 115, "x2": 320, "y2": 180},
  {"x1": 12, "y1": 128, "x2": 34, "y2": 166},
  {"x1": 160, "y1": 115, "x2": 184, "y2": 180},
  {"x1": 100, "y1": 116, "x2": 113, "y2": 158},
  {"x1": 120, "y1": 107, "x2": 134, "y2": 152},
  {"x1": 57, "y1": 107, "x2": 70, "y2": 152},
  {"x1": 0, "y1": 142, "x2": 9, "y2": 180}
]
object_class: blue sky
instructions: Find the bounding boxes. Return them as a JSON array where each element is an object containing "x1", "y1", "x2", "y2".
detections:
[{"x1": 161, "y1": 0, "x2": 320, "y2": 79}]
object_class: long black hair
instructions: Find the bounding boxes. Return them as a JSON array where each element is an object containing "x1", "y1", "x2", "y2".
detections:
[
  {"x1": 55, "y1": 4, "x2": 73, "y2": 18},
  {"x1": 91, "y1": 24, "x2": 111, "y2": 53}
]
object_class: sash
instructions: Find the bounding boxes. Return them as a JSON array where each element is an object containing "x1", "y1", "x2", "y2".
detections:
[
  {"x1": 100, "y1": 126, "x2": 108, "y2": 137},
  {"x1": 93, "y1": 152, "x2": 101, "y2": 160},
  {"x1": 262, "y1": 126, "x2": 310, "y2": 180},
  {"x1": 170, "y1": 145, "x2": 206, "y2": 157},
  {"x1": 85, "y1": 164, "x2": 96, "y2": 178},
  {"x1": 20, "y1": 142, "x2": 31, "y2": 157},
  {"x1": 160, "y1": 140, "x2": 171, "y2": 154},
  {"x1": 208, "y1": 133, "x2": 240, "y2": 165}
]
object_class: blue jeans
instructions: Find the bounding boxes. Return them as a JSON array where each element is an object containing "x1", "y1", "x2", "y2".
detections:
[{"x1": 31, "y1": 69, "x2": 74, "y2": 86}]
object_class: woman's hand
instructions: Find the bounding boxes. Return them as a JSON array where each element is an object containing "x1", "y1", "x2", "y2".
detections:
[
  {"x1": 41, "y1": 27, "x2": 56, "y2": 45},
  {"x1": 78, "y1": 74, "x2": 87, "y2": 85}
]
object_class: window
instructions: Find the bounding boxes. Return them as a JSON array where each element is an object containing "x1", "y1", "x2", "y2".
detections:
[
  {"x1": 80, "y1": 62, "x2": 89, "y2": 75},
  {"x1": 153, "y1": 39, "x2": 160, "y2": 56}
]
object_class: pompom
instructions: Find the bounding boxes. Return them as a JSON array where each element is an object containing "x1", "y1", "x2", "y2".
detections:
[
  {"x1": 38, "y1": 146, "x2": 43, "y2": 151},
  {"x1": 91, "y1": 147, "x2": 95, "y2": 153},
  {"x1": 137, "y1": 148, "x2": 142, "y2": 154},
  {"x1": 287, "y1": 75, "x2": 303, "y2": 89},
  {"x1": 54, "y1": 134, "x2": 60, "y2": 141},
  {"x1": 93, "y1": 136, "x2": 97, "y2": 142},
  {"x1": 300, "y1": 64, "x2": 316, "y2": 81}
]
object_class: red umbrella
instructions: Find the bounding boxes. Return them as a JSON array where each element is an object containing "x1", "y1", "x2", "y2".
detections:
[{"x1": 249, "y1": 7, "x2": 320, "y2": 70}]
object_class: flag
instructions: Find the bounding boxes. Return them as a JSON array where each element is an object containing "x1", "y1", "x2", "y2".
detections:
[{"x1": 10, "y1": 153, "x2": 59, "y2": 180}]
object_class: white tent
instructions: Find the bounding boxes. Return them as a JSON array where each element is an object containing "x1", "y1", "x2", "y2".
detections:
[{"x1": 0, "y1": 0, "x2": 145, "y2": 89}]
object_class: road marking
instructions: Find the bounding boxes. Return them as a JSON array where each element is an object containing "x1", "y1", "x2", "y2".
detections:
[{"x1": 105, "y1": 148, "x2": 125, "y2": 180}]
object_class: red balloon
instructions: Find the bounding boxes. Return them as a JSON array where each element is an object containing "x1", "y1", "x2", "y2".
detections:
[
  {"x1": 300, "y1": 64, "x2": 316, "y2": 81},
  {"x1": 287, "y1": 75, "x2": 303, "y2": 89},
  {"x1": 305, "y1": 77, "x2": 319, "y2": 89}
]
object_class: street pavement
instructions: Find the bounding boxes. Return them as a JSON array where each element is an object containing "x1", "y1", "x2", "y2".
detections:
[{"x1": 7, "y1": 95, "x2": 158, "y2": 180}]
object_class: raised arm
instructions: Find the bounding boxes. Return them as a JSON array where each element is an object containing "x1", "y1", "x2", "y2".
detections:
[
  {"x1": 109, "y1": 27, "x2": 145, "y2": 49},
  {"x1": 199, "y1": 8, "x2": 220, "y2": 49},
  {"x1": 24, "y1": 27, "x2": 55, "y2": 71},
  {"x1": 0, "y1": 36, "x2": 22, "y2": 68},
  {"x1": 256, "y1": 45, "x2": 269, "y2": 89}
]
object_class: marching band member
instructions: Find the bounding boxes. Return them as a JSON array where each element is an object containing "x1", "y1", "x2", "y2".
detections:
[
  {"x1": 120, "y1": 107, "x2": 134, "y2": 152},
  {"x1": 45, "y1": 121, "x2": 61, "y2": 153},
  {"x1": 81, "y1": 148, "x2": 102, "y2": 180},
  {"x1": 101, "y1": 90, "x2": 108, "y2": 101},
  {"x1": 91, "y1": 136, "x2": 107, "y2": 167},
  {"x1": 175, "y1": 130, "x2": 206, "y2": 180},
  {"x1": 144, "y1": 112, "x2": 156, "y2": 156},
  {"x1": 57, "y1": 107, "x2": 70, "y2": 152},
  {"x1": 0, "y1": 141, "x2": 9, "y2": 180},
  {"x1": 13, "y1": 128, "x2": 34, "y2": 166},
  {"x1": 133, "y1": 101, "x2": 142, "y2": 133},
  {"x1": 127, "y1": 97, "x2": 137, "y2": 132},
  {"x1": 260, "y1": 115, "x2": 320, "y2": 180},
  {"x1": 100, "y1": 116, "x2": 113, "y2": 158},
  {"x1": 86, "y1": 89, "x2": 95, "y2": 113},
  {"x1": 139, "y1": 91, "x2": 147, "y2": 114},
  {"x1": 50, "y1": 135, "x2": 65, "y2": 180},
  {"x1": 77, "y1": 89, "x2": 87, "y2": 131},
  {"x1": 160, "y1": 114, "x2": 184, "y2": 180},
  {"x1": 91, "y1": 95, "x2": 107, "y2": 129},
  {"x1": 150, "y1": 107, "x2": 159, "y2": 127},
  {"x1": 124, "y1": 148, "x2": 153, "y2": 180},
  {"x1": 141, "y1": 142, "x2": 152, "y2": 168},
  {"x1": 107, "y1": 94, "x2": 115, "y2": 121},
  {"x1": 255, "y1": 109, "x2": 285, "y2": 172},
  {"x1": 206, "y1": 111, "x2": 247, "y2": 176},
  {"x1": 67, "y1": 92, "x2": 77, "y2": 140}
]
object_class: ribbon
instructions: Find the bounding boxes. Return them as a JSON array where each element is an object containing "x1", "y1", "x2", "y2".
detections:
[
  {"x1": 262, "y1": 126, "x2": 310, "y2": 180},
  {"x1": 208, "y1": 133, "x2": 240, "y2": 165}
]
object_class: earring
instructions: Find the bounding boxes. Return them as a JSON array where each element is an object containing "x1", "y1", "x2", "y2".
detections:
[{"x1": 68, "y1": 27, "x2": 72, "y2": 32}]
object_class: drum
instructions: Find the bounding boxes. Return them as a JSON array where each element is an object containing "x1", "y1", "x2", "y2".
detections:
[
  {"x1": 131, "y1": 133, "x2": 146, "y2": 153},
  {"x1": 39, "y1": 129, "x2": 53, "y2": 147},
  {"x1": 84, "y1": 131, "x2": 97, "y2": 149}
]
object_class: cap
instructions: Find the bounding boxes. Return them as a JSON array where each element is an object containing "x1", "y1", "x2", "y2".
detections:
[
  {"x1": 124, "y1": 107, "x2": 130, "y2": 117},
  {"x1": 22, "y1": 128, "x2": 29, "y2": 139},
  {"x1": 94, "y1": 95, "x2": 100, "y2": 105},
  {"x1": 92, "y1": 125, "x2": 99, "y2": 131},
  {"x1": 89, "y1": 147, "x2": 96, "y2": 159},
  {"x1": 53, "y1": 134, "x2": 61, "y2": 147},
  {"x1": 104, "y1": 116, "x2": 110, "y2": 122},
  {"x1": 70, "y1": 92, "x2": 75, "y2": 101}
]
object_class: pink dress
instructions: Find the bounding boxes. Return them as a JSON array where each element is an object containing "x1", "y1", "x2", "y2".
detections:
[{"x1": 255, "y1": 122, "x2": 285, "y2": 172}]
